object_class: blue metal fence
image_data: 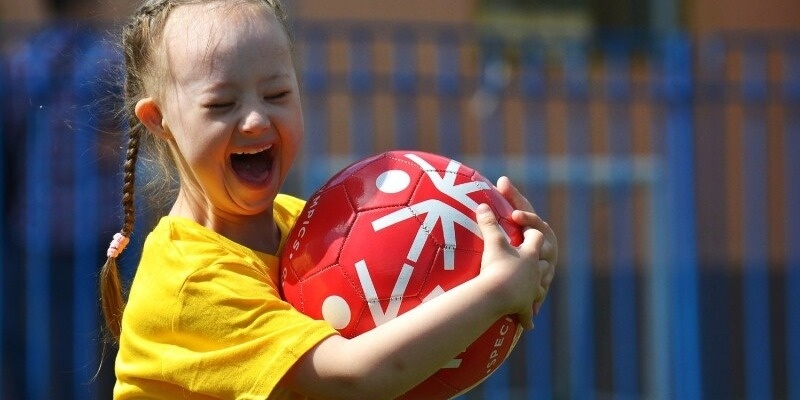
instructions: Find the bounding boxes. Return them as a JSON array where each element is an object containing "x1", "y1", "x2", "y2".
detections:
[
  {"x1": 662, "y1": 34, "x2": 703, "y2": 400},
  {"x1": 0, "y1": 41, "x2": 6, "y2": 400},
  {"x1": 1, "y1": 21, "x2": 798, "y2": 400},
  {"x1": 787, "y1": 40, "x2": 800, "y2": 400}
]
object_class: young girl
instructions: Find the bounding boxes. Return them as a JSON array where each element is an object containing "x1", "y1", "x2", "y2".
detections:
[{"x1": 99, "y1": 0, "x2": 558, "y2": 398}]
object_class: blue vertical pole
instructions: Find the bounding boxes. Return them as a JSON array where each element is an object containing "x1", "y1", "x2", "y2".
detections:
[
  {"x1": 300, "y1": 27, "x2": 330, "y2": 195},
  {"x1": 435, "y1": 30, "x2": 462, "y2": 159},
  {"x1": 605, "y1": 39, "x2": 639, "y2": 400},
  {"x1": 642, "y1": 41, "x2": 672, "y2": 400},
  {"x1": 0, "y1": 51, "x2": 6, "y2": 400},
  {"x1": 25, "y1": 58, "x2": 52, "y2": 400},
  {"x1": 693, "y1": 35, "x2": 731, "y2": 399},
  {"x1": 349, "y1": 28, "x2": 374, "y2": 158},
  {"x1": 646, "y1": 162, "x2": 671, "y2": 400},
  {"x1": 476, "y1": 34, "x2": 507, "y2": 181},
  {"x1": 783, "y1": 39, "x2": 800, "y2": 400},
  {"x1": 563, "y1": 38, "x2": 595, "y2": 400},
  {"x1": 392, "y1": 29, "x2": 418, "y2": 150},
  {"x1": 72, "y1": 36, "x2": 107, "y2": 400},
  {"x1": 662, "y1": 33, "x2": 702, "y2": 400},
  {"x1": 521, "y1": 37, "x2": 553, "y2": 400},
  {"x1": 740, "y1": 39, "x2": 772, "y2": 400}
]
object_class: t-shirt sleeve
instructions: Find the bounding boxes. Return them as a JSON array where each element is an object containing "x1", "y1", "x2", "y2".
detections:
[{"x1": 162, "y1": 259, "x2": 338, "y2": 398}]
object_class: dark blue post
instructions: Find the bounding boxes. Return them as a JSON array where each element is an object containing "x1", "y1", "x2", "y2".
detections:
[
  {"x1": 300, "y1": 26, "x2": 330, "y2": 196},
  {"x1": 783, "y1": 38, "x2": 800, "y2": 400},
  {"x1": 24, "y1": 49, "x2": 53, "y2": 400},
  {"x1": 0, "y1": 50, "x2": 5, "y2": 400},
  {"x1": 740, "y1": 38, "x2": 772, "y2": 400},
  {"x1": 71, "y1": 36, "x2": 111, "y2": 399},
  {"x1": 392, "y1": 29, "x2": 418, "y2": 150},
  {"x1": 520, "y1": 36, "x2": 553, "y2": 400},
  {"x1": 349, "y1": 28, "x2": 374, "y2": 158},
  {"x1": 563, "y1": 38, "x2": 595, "y2": 400},
  {"x1": 693, "y1": 35, "x2": 732, "y2": 399},
  {"x1": 605, "y1": 38, "x2": 639, "y2": 399},
  {"x1": 435, "y1": 29, "x2": 462, "y2": 159},
  {"x1": 645, "y1": 152, "x2": 671, "y2": 400},
  {"x1": 661, "y1": 33, "x2": 702, "y2": 400},
  {"x1": 476, "y1": 34, "x2": 507, "y2": 180}
]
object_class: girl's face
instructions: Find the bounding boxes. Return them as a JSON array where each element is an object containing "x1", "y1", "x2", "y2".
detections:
[{"x1": 155, "y1": 2, "x2": 302, "y2": 220}]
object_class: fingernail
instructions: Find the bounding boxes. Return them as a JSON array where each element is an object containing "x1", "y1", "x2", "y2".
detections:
[{"x1": 476, "y1": 203, "x2": 490, "y2": 215}]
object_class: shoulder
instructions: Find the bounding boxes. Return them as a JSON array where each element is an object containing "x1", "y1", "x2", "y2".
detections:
[
  {"x1": 274, "y1": 193, "x2": 306, "y2": 218},
  {"x1": 138, "y1": 217, "x2": 267, "y2": 285},
  {"x1": 129, "y1": 218, "x2": 276, "y2": 332},
  {"x1": 273, "y1": 193, "x2": 306, "y2": 232}
]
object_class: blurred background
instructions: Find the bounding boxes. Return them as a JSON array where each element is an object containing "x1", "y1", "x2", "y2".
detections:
[{"x1": 1, "y1": 0, "x2": 799, "y2": 399}]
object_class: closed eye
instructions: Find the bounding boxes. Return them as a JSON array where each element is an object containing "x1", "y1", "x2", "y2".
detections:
[
  {"x1": 205, "y1": 102, "x2": 234, "y2": 109},
  {"x1": 265, "y1": 91, "x2": 290, "y2": 101}
]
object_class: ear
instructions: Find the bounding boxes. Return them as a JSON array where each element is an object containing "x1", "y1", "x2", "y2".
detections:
[{"x1": 135, "y1": 98, "x2": 170, "y2": 140}]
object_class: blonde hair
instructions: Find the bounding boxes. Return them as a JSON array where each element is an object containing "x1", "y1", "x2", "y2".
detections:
[{"x1": 99, "y1": 0, "x2": 290, "y2": 343}]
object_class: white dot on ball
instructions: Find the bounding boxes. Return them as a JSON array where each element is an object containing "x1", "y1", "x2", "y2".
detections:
[
  {"x1": 322, "y1": 295, "x2": 352, "y2": 330},
  {"x1": 376, "y1": 170, "x2": 411, "y2": 194}
]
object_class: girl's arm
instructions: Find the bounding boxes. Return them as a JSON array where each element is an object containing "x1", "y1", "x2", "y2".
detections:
[{"x1": 281, "y1": 203, "x2": 545, "y2": 400}]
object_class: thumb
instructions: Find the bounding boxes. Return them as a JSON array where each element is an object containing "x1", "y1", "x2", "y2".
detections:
[{"x1": 476, "y1": 204, "x2": 506, "y2": 246}]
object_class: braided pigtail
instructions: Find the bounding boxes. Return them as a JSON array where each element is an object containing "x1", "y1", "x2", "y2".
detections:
[
  {"x1": 98, "y1": 0, "x2": 169, "y2": 344},
  {"x1": 99, "y1": 125, "x2": 139, "y2": 342}
]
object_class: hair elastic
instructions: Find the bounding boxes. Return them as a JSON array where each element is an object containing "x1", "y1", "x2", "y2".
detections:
[{"x1": 107, "y1": 233, "x2": 131, "y2": 258}]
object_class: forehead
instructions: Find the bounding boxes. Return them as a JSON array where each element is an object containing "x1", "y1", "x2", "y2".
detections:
[{"x1": 160, "y1": 2, "x2": 291, "y2": 78}]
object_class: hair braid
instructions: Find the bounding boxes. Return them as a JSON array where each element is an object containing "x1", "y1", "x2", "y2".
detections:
[
  {"x1": 120, "y1": 119, "x2": 141, "y2": 239},
  {"x1": 97, "y1": 0, "x2": 159, "y2": 345},
  {"x1": 99, "y1": 125, "x2": 140, "y2": 342}
]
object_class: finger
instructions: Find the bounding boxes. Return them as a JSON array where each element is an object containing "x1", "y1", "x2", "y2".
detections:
[
  {"x1": 517, "y1": 226, "x2": 545, "y2": 259},
  {"x1": 511, "y1": 209, "x2": 545, "y2": 228},
  {"x1": 496, "y1": 176, "x2": 535, "y2": 213},
  {"x1": 540, "y1": 238, "x2": 557, "y2": 262},
  {"x1": 518, "y1": 309, "x2": 534, "y2": 330},
  {"x1": 514, "y1": 213, "x2": 558, "y2": 263},
  {"x1": 476, "y1": 203, "x2": 507, "y2": 247},
  {"x1": 540, "y1": 260, "x2": 555, "y2": 290},
  {"x1": 533, "y1": 281, "x2": 548, "y2": 315}
]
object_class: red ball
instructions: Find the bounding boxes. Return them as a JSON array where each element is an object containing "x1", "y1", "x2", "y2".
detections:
[{"x1": 280, "y1": 150, "x2": 524, "y2": 399}]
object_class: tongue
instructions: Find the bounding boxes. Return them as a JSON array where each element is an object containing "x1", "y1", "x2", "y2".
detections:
[{"x1": 231, "y1": 152, "x2": 270, "y2": 183}]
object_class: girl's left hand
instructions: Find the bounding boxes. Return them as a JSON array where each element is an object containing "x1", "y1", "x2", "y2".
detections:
[{"x1": 495, "y1": 176, "x2": 558, "y2": 315}]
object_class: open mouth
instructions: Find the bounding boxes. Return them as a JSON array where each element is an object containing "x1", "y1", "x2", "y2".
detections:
[{"x1": 231, "y1": 144, "x2": 274, "y2": 184}]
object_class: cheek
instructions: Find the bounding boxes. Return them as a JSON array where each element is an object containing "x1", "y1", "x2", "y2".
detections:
[
  {"x1": 292, "y1": 105, "x2": 306, "y2": 143},
  {"x1": 279, "y1": 107, "x2": 304, "y2": 161},
  {"x1": 172, "y1": 126, "x2": 229, "y2": 170},
  {"x1": 284, "y1": 118, "x2": 304, "y2": 166}
]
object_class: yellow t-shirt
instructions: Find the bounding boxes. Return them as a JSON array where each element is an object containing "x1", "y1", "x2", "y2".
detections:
[{"x1": 114, "y1": 194, "x2": 338, "y2": 399}]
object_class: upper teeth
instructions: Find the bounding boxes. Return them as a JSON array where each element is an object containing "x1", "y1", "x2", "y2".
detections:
[{"x1": 234, "y1": 144, "x2": 272, "y2": 155}]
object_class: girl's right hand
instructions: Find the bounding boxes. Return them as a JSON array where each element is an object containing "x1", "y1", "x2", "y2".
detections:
[{"x1": 475, "y1": 203, "x2": 545, "y2": 331}]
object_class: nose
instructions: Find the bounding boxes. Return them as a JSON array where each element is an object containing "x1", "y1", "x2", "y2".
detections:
[{"x1": 239, "y1": 106, "x2": 271, "y2": 135}]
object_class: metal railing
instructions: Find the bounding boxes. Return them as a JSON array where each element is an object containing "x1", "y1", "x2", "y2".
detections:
[{"x1": 0, "y1": 20, "x2": 798, "y2": 400}]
